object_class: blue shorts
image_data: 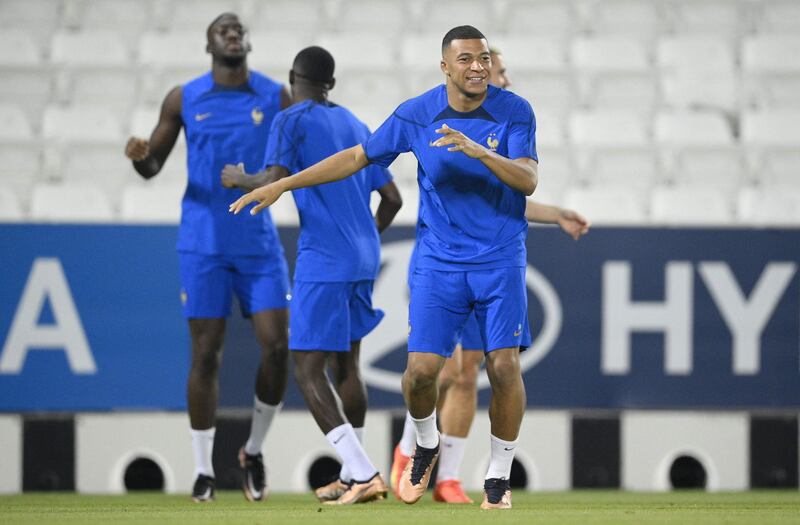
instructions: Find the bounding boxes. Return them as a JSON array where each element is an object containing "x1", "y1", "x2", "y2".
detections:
[
  {"x1": 289, "y1": 280, "x2": 384, "y2": 352},
  {"x1": 178, "y1": 251, "x2": 289, "y2": 318},
  {"x1": 408, "y1": 267, "x2": 528, "y2": 357},
  {"x1": 459, "y1": 312, "x2": 532, "y2": 350}
]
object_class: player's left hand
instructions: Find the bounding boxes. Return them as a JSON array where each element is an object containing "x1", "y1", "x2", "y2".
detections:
[
  {"x1": 229, "y1": 182, "x2": 283, "y2": 215},
  {"x1": 430, "y1": 124, "x2": 487, "y2": 159},
  {"x1": 221, "y1": 162, "x2": 246, "y2": 188},
  {"x1": 557, "y1": 209, "x2": 591, "y2": 240}
]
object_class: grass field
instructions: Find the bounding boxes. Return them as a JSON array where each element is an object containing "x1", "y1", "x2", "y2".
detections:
[{"x1": 2, "y1": 491, "x2": 800, "y2": 525}]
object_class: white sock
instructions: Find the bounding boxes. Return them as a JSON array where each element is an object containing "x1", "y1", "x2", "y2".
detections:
[
  {"x1": 399, "y1": 412, "x2": 416, "y2": 456},
  {"x1": 412, "y1": 410, "x2": 439, "y2": 449},
  {"x1": 338, "y1": 426, "x2": 365, "y2": 482},
  {"x1": 190, "y1": 427, "x2": 215, "y2": 478},
  {"x1": 244, "y1": 397, "x2": 282, "y2": 456},
  {"x1": 485, "y1": 434, "x2": 518, "y2": 480},
  {"x1": 326, "y1": 423, "x2": 377, "y2": 482},
  {"x1": 437, "y1": 434, "x2": 467, "y2": 482}
]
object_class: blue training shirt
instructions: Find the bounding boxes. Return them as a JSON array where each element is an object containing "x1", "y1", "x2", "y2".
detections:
[
  {"x1": 364, "y1": 84, "x2": 537, "y2": 271},
  {"x1": 264, "y1": 99, "x2": 392, "y2": 282},
  {"x1": 179, "y1": 71, "x2": 285, "y2": 256}
]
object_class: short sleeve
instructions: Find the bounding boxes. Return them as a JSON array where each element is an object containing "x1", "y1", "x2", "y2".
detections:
[
  {"x1": 368, "y1": 165, "x2": 393, "y2": 191},
  {"x1": 263, "y1": 111, "x2": 300, "y2": 172},
  {"x1": 363, "y1": 110, "x2": 414, "y2": 168},
  {"x1": 507, "y1": 99, "x2": 537, "y2": 162}
]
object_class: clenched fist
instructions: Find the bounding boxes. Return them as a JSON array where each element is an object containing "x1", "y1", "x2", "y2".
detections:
[{"x1": 125, "y1": 137, "x2": 150, "y2": 161}]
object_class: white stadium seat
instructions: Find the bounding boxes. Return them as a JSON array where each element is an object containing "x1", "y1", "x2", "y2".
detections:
[
  {"x1": 415, "y1": 0, "x2": 496, "y2": 34},
  {"x1": 741, "y1": 111, "x2": 800, "y2": 147},
  {"x1": 250, "y1": 0, "x2": 327, "y2": 35},
  {"x1": 0, "y1": 186, "x2": 24, "y2": 221},
  {"x1": 666, "y1": 0, "x2": 743, "y2": 38},
  {"x1": 492, "y1": 37, "x2": 568, "y2": 73},
  {"x1": 650, "y1": 186, "x2": 733, "y2": 226},
  {"x1": 42, "y1": 106, "x2": 123, "y2": 144},
  {"x1": 501, "y1": 0, "x2": 577, "y2": 38},
  {"x1": 139, "y1": 32, "x2": 208, "y2": 68},
  {"x1": 63, "y1": 0, "x2": 152, "y2": 35},
  {"x1": 65, "y1": 69, "x2": 140, "y2": 110},
  {"x1": 658, "y1": 36, "x2": 735, "y2": 74},
  {"x1": 753, "y1": 0, "x2": 800, "y2": 34},
  {"x1": 400, "y1": 33, "x2": 447, "y2": 70},
  {"x1": 655, "y1": 111, "x2": 733, "y2": 148},
  {"x1": 0, "y1": 31, "x2": 42, "y2": 67},
  {"x1": 316, "y1": 33, "x2": 396, "y2": 71},
  {"x1": 0, "y1": 145, "x2": 42, "y2": 202},
  {"x1": 742, "y1": 36, "x2": 800, "y2": 108},
  {"x1": 660, "y1": 69, "x2": 739, "y2": 113},
  {"x1": 571, "y1": 36, "x2": 650, "y2": 73},
  {"x1": 738, "y1": 187, "x2": 800, "y2": 226},
  {"x1": 0, "y1": 105, "x2": 34, "y2": 142},
  {"x1": 570, "y1": 110, "x2": 649, "y2": 147},
  {"x1": 160, "y1": 0, "x2": 244, "y2": 32},
  {"x1": 582, "y1": 0, "x2": 662, "y2": 41},
  {"x1": 335, "y1": 0, "x2": 408, "y2": 34},
  {"x1": 563, "y1": 187, "x2": 646, "y2": 224},
  {"x1": 248, "y1": 31, "x2": 315, "y2": 71},
  {"x1": 0, "y1": 0, "x2": 60, "y2": 46},
  {"x1": 332, "y1": 72, "x2": 407, "y2": 116},
  {"x1": 50, "y1": 31, "x2": 130, "y2": 67},
  {"x1": 30, "y1": 182, "x2": 114, "y2": 223},
  {"x1": 510, "y1": 72, "x2": 575, "y2": 118},
  {"x1": 120, "y1": 183, "x2": 184, "y2": 223}
]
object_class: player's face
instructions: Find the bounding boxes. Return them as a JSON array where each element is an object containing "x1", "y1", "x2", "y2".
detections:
[
  {"x1": 207, "y1": 15, "x2": 250, "y2": 62},
  {"x1": 489, "y1": 52, "x2": 510, "y2": 89},
  {"x1": 441, "y1": 38, "x2": 491, "y2": 98}
]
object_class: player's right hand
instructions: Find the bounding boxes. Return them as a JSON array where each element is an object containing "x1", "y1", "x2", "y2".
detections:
[
  {"x1": 221, "y1": 163, "x2": 246, "y2": 188},
  {"x1": 229, "y1": 181, "x2": 283, "y2": 216},
  {"x1": 125, "y1": 137, "x2": 150, "y2": 161}
]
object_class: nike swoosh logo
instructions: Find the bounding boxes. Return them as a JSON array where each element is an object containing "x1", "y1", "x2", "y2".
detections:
[
  {"x1": 195, "y1": 112, "x2": 212, "y2": 121},
  {"x1": 333, "y1": 434, "x2": 345, "y2": 444},
  {"x1": 504, "y1": 447, "x2": 515, "y2": 451},
  {"x1": 513, "y1": 330, "x2": 521, "y2": 337},
  {"x1": 429, "y1": 140, "x2": 437, "y2": 146}
]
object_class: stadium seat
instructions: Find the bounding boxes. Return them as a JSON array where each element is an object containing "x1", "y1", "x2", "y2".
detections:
[
  {"x1": 534, "y1": 110, "x2": 567, "y2": 149},
  {"x1": 665, "y1": 0, "x2": 743, "y2": 38},
  {"x1": 0, "y1": 31, "x2": 42, "y2": 67},
  {"x1": 492, "y1": 36, "x2": 568, "y2": 73},
  {"x1": 62, "y1": 0, "x2": 152, "y2": 40},
  {"x1": 50, "y1": 31, "x2": 130, "y2": 67},
  {"x1": 0, "y1": 105, "x2": 34, "y2": 142},
  {"x1": 400, "y1": 33, "x2": 448, "y2": 71},
  {"x1": 657, "y1": 36, "x2": 736, "y2": 75},
  {"x1": 248, "y1": 31, "x2": 315, "y2": 71},
  {"x1": 753, "y1": 0, "x2": 800, "y2": 34},
  {"x1": 120, "y1": 183, "x2": 183, "y2": 223},
  {"x1": 742, "y1": 110, "x2": 800, "y2": 187},
  {"x1": 650, "y1": 186, "x2": 733, "y2": 226},
  {"x1": 59, "y1": 145, "x2": 136, "y2": 206},
  {"x1": 316, "y1": 33, "x2": 396, "y2": 71},
  {"x1": 501, "y1": 0, "x2": 577, "y2": 38},
  {"x1": 0, "y1": 0, "x2": 61, "y2": 46},
  {"x1": 742, "y1": 36, "x2": 800, "y2": 108},
  {"x1": 660, "y1": 68, "x2": 739, "y2": 114},
  {"x1": 581, "y1": 0, "x2": 662, "y2": 41},
  {"x1": 562, "y1": 187, "x2": 647, "y2": 224},
  {"x1": 159, "y1": 0, "x2": 244, "y2": 32},
  {"x1": 268, "y1": 192, "x2": 299, "y2": 226},
  {"x1": 570, "y1": 110, "x2": 649, "y2": 148},
  {"x1": 0, "y1": 71, "x2": 53, "y2": 125},
  {"x1": 139, "y1": 32, "x2": 208, "y2": 69},
  {"x1": 0, "y1": 186, "x2": 24, "y2": 221},
  {"x1": 249, "y1": 0, "x2": 327, "y2": 35},
  {"x1": 571, "y1": 36, "x2": 655, "y2": 111},
  {"x1": 510, "y1": 72, "x2": 575, "y2": 118},
  {"x1": 334, "y1": 0, "x2": 408, "y2": 35},
  {"x1": 332, "y1": 72, "x2": 407, "y2": 116},
  {"x1": 65, "y1": 69, "x2": 140, "y2": 111},
  {"x1": 534, "y1": 148, "x2": 573, "y2": 200},
  {"x1": 42, "y1": 106, "x2": 123, "y2": 144},
  {"x1": 30, "y1": 182, "x2": 115, "y2": 223},
  {"x1": 737, "y1": 187, "x2": 800, "y2": 226},
  {"x1": 415, "y1": 0, "x2": 496, "y2": 34},
  {"x1": 0, "y1": 145, "x2": 42, "y2": 202}
]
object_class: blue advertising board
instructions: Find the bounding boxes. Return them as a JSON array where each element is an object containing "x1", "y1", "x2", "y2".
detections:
[{"x1": 1, "y1": 224, "x2": 798, "y2": 411}]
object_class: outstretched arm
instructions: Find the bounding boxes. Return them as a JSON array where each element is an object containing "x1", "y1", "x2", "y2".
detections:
[
  {"x1": 375, "y1": 180, "x2": 402, "y2": 233},
  {"x1": 230, "y1": 144, "x2": 369, "y2": 215},
  {"x1": 526, "y1": 200, "x2": 591, "y2": 241},
  {"x1": 430, "y1": 124, "x2": 537, "y2": 195},
  {"x1": 221, "y1": 163, "x2": 290, "y2": 192},
  {"x1": 124, "y1": 86, "x2": 183, "y2": 179}
]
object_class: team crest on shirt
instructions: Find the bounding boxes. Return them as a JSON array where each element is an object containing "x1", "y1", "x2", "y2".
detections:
[
  {"x1": 180, "y1": 289, "x2": 187, "y2": 305},
  {"x1": 486, "y1": 133, "x2": 499, "y2": 151},
  {"x1": 251, "y1": 107, "x2": 264, "y2": 125}
]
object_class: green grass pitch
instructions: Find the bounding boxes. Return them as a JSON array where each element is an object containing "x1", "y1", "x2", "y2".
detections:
[{"x1": 2, "y1": 491, "x2": 800, "y2": 524}]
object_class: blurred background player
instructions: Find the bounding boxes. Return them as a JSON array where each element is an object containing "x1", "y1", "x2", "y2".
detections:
[
  {"x1": 229, "y1": 25, "x2": 539, "y2": 510},
  {"x1": 390, "y1": 45, "x2": 591, "y2": 504},
  {"x1": 124, "y1": 13, "x2": 291, "y2": 503},
  {"x1": 222, "y1": 46, "x2": 403, "y2": 505}
]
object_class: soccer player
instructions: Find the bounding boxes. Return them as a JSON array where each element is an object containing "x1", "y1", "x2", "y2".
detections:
[
  {"x1": 390, "y1": 45, "x2": 591, "y2": 505},
  {"x1": 222, "y1": 46, "x2": 402, "y2": 505},
  {"x1": 230, "y1": 25, "x2": 538, "y2": 510},
  {"x1": 124, "y1": 13, "x2": 291, "y2": 503}
]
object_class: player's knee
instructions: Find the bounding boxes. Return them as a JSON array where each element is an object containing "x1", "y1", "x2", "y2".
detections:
[
  {"x1": 486, "y1": 354, "x2": 521, "y2": 390},
  {"x1": 456, "y1": 364, "x2": 479, "y2": 389},
  {"x1": 404, "y1": 366, "x2": 439, "y2": 392},
  {"x1": 191, "y1": 347, "x2": 221, "y2": 377}
]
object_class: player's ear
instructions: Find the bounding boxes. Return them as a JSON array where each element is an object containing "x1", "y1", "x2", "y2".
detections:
[
  {"x1": 440, "y1": 59, "x2": 448, "y2": 76},
  {"x1": 289, "y1": 70, "x2": 295, "y2": 85},
  {"x1": 328, "y1": 78, "x2": 336, "y2": 91}
]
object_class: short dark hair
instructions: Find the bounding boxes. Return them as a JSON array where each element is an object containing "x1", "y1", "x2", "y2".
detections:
[
  {"x1": 207, "y1": 12, "x2": 239, "y2": 38},
  {"x1": 292, "y1": 46, "x2": 335, "y2": 85},
  {"x1": 441, "y1": 25, "x2": 487, "y2": 53}
]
